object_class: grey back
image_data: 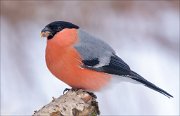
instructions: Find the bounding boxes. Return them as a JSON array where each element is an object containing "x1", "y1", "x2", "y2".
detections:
[{"x1": 74, "y1": 29, "x2": 115, "y2": 67}]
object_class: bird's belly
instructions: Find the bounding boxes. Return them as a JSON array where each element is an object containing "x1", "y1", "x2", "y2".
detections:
[{"x1": 46, "y1": 47, "x2": 111, "y2": 91}]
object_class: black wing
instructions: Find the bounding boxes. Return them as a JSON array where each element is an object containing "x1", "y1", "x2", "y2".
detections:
[
  {"x1": 82, "y1": 54, "x2": 173, "y2": 98},
  {"x1": 82, "y1": 54, "x2": 131, "y2": 76}
]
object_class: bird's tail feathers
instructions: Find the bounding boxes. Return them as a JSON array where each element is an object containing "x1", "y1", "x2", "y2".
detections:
[{"x1": 127, "y1": 70, "x2": 173, "y2": 98}]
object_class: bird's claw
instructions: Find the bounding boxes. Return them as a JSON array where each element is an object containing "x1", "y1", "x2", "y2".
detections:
[
  {"x1": 63, "y1": 88, "x2": 96, "y2": 98},
  {"x1": 63, "y1": 88, "x2": 71, "y2": 94},
  {"x1": 63, "y1": 88, "x2": 80, "y2": 94},
  {"x1": 86, "y1": 91, "x2": 97, "y2": 98}
]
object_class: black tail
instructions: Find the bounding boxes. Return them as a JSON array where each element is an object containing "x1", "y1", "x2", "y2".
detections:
[{"x1": 128, "y1": 71, "x2": 173, "y2": 98}]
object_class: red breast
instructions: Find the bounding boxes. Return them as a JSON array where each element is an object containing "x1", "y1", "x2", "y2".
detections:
[{"x1": 45, "y1": 28, "x2": 111, "y2": 91}]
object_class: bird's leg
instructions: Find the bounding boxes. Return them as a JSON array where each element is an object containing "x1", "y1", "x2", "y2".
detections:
[
  {"x1": 71, "y1": 88, "x2": 80, "y2": 91},
  {"x1": 63, "y1": 88, "x2": 97, "y2": 98},
  {"x1": 63, "y1": 88, "x2": 80, "y2": 94},
  {"x1": 86, "y1": 91, "x2": 97, "y2": 99},
  {"x1": 63, "y1": 88, "x2": 71, "y2": 94}
]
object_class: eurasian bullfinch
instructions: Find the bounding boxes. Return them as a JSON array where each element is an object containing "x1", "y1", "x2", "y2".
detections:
[{"x1": 41, "y1": 21, "x2": 173, "y2": 98}]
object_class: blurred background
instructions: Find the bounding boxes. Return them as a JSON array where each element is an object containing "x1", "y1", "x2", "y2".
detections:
[{"x1": 1, "y1": 0, "x2": 179, "y2": 115}]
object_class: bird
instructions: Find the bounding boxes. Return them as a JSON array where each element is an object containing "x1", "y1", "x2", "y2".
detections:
[{"x1": 41, "y1": 21, "x2": 173, "y2": 98}]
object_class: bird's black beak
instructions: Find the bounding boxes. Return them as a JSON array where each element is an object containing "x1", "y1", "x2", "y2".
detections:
[{"x1": 41, "y1": 27, "x2": 53, "y2": 38}]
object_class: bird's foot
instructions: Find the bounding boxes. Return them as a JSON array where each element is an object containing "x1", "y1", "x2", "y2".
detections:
[
  {"x1": 86, "y1": 91, "x2": 97, "y2": 99},
  {"x1": 63, "y1": 88, "x2": 70, "y2": 94},
  {"x1": 63, "y1": 88, "x2": 96, "y2": 98},
  {"x1": 63, "y1": 88, "x2": 80, "y2": 94}
]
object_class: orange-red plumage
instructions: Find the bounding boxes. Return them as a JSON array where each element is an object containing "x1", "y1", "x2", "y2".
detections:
[{"x1": 46, "y1": 29, "x2": 111, "y2": 91}]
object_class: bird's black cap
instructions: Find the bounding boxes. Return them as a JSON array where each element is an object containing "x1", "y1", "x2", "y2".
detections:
[{"x1": 41, "y1": 21, "x2": 79, "y2": 40}]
